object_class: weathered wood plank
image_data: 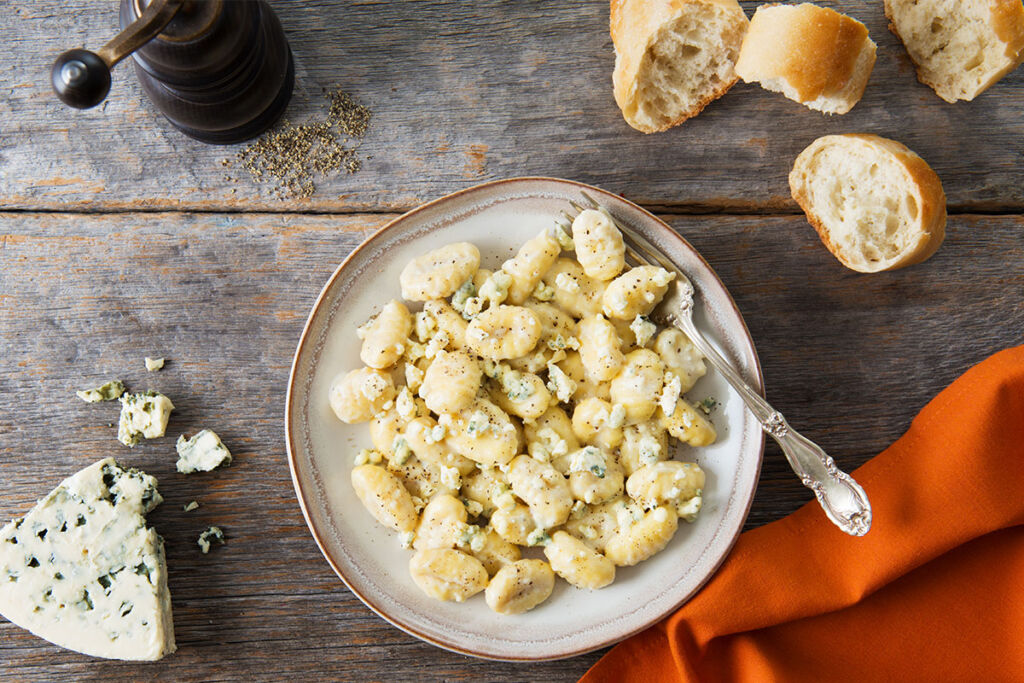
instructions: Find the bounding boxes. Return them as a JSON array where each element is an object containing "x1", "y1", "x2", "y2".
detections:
[
  {"x1": 2, "y1": 1, "x2": 1023, "y2": 213},
  {"x1": 0, "y1": 210, "x2": 1021, "y2": 680}
]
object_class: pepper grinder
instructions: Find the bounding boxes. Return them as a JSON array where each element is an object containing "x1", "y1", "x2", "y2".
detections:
[{"x1": 51, "y1": 0, "x2": 294, "y2": 144}]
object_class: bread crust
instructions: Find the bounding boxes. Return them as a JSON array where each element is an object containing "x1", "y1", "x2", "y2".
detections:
[
  {"x1": 789, "y1": 134, "x2": 947, "y2": 273},
  {"x1": 611, "y1": 0, "x2": 747, "y2": 133},
  {"x1": 884, "y1": 0, "x2": 1024, "y2": 103},
  {"x1": 735, "y1": 3, "x2": 876, "y2": 112}
]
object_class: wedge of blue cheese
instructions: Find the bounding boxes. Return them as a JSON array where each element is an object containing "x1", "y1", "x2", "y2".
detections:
[
  {"x1": 117, "y1": 392, "x2": 175, "y2": 448},
  {"x1": 0, "y1": 458, "x2": 175, "y2": 661},
  {"x1": 175, "y1": 430, "x2": 232, "y2": 474}
]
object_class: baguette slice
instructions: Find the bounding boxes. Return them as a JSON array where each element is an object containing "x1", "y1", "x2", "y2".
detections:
[
  {"x1": 611, "y1": 0, "x2": 749, "y2": 133},
  {"x1": 789, "y1": 134, "x2": 947, "y2": 273},
  {"x1": 735, "y1": 3, "x2": 877, "y2": 115},
  {"x1": 884, "y1": 0, "x2": 1024, "y2": 103}
]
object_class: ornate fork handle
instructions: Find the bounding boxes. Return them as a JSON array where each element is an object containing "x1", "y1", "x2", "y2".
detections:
[{"x1": 666, "y1": 302, "x2": 872, "y2": 537}]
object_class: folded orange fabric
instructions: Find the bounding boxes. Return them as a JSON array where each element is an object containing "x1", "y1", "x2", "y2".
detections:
[{"x1": 581, "y1": 345, "x2": 1024, "y2": 683}]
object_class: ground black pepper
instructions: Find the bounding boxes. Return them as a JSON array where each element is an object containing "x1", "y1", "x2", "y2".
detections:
[{"x1": 232, "y1": 87, "x2": 372, "y2": 199}]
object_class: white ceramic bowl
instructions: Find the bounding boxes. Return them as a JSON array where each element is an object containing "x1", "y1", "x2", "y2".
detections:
[{"x1": 286, "y1": 177, "x2": 764, "y2": 660}]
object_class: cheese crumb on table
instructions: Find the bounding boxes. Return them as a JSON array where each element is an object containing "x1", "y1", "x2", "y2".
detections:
[
  {"x1": 117, "y1": 392, "x2": 175, "y2": 448},
  {"x1": 75, "y1": 380, "x2": 125, "y2": 403},
  {"x1": 144, "y1": 357, "x2": 165, "y2": 372},
  {"x1": 175, "y1": 430, "x2": 232, "y2": 474},
  {"x1": 197, "y1": 527, "x2": 226, "y2": 554}
]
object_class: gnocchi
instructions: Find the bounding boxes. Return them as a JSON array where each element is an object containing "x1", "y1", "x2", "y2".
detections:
[
  {"x1": 333, "y1": 219, "x2": 716, "y2": 615},
  {"x1": 485, "y1": 559, "x2": 556, "y2": 614},
  {"x1": 400, "y1": 242, "x2": 480, "y2": 301},
  {"x1": 358, "y1": 300, "x2": 413, "y2": 369},
  {"x1": 572, "y1": 209, "x2": 626, "y2": 281}
]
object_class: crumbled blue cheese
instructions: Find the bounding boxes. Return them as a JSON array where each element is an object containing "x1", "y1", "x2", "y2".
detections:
[
  {"x1": 554, "y1": 272, "x2": 580, "y2": 292},
  {"x1": 526, "y1": 529, "x2": 551, "y2": 547},
  {"x1": 403, "y1": 340, "x2": 427, "y2": 364},
  {"x1": 545, "y1": 363, "x2": 577, "y2": 403},
  {"x1": 354, "y1": 448, "x2": 384, "y2": 466},
  {"x1": 528, "y1": 426, "x2": 569, "y2": 463},
  {"x1": 399, "y1": 531, "x2": 416, "y2": 549},
  {"x1": 607, "y1": 404, "x2": 627, "y2": 429},
  {"x1": 439, "y1": 465, "x2": 461, "y2": 490},
  {"x1": 395, "y1": 387, "x2": 417, "y2": 421},
  {"x1": 175, "y1": 430, "x2": 232, "y2": 474},
  {"x1": 450, "y1": 279, "x2": 477, "y2": 316},
  {"x1": 630, "y1": 316, "x2": 657, "y2": 347},
  {"x1": 652, "y1": 268, "x2": 675, "y2": 287},
  {"x1": 677, "y1": 493, "x2": 703, "y2": 522},
  {"x1": 428, "y1": 424, "x2": 447, "y2": 443},
  {"x1": 183, "y1": 501, "x2": 200, "y2": 512},
  {"x1": 478, "y1": 271, "x2": 512, "y2": 307},
  {"x1": 696, "y1": 397, "x2": 718, "y2": 415},
  {"x1": 545, "y1": 334, "x2": 580, "y2": 351},
  {"x1": 458, "y1": 524, "x2": 487, "y2": 553},
  {"x1": 424, "y1": 330, "x2": 451, "y2": 359},
  {"x1": 413, "y1": 310, "x2": 437, "y2": 343},
  {"x1": 391, "y1": 436, "x2": 412, "y2": 466},
  {"x1": 492, "y1": 486, "x2": 517, "y2": 513},
  {"x1": 465, "y1": 410, "x2": 491, "y2": 438},
  {"x1": 554, "y1": 224, "x2": 575, "y2": 251},
  {"x1": 532, "y1": 281, "x2": 555, "y2": 301},
  {"x1": 144, "y1": 357, "x2": 165, "y2": 372},
  {"x1": 359, "y1": 373, "x2": 391, "y2": 402},
  {"x1": 0, "y1": 458, "x2": 175, "y2": 661},
  {"x1": 117, "y1": 392, "x2": 174, "y2": 448},
  {"x1": 404, "y1": 363, "x2": 425, "y2": 392},
  {"x1": 638, "y1": 434, "x2": 662, "y2": 466},
  {"x1": 75, "y1": 380, "x2": 125, "y2": 403},
  {"x1": 570, "y1": 500, "x2": 587, "y2": 519},
  {"x1": 197, "y1": 527, "x2": 225, "y2": 554},
  {"x1": 659, "y1": 371, "x2": 682, "y2": 417},
  {"x1": 569, "y1": 446, "x2": 607, "y2": 478},
  {"x1": 501, "y1": 370, "x2": 535, "y2": 401},
  {"x1": 614, "y1": 498, "x2": 645, "y2": 527},
  {"x1": 462, "y1": 498, "x2": 484, "y2": 517}
]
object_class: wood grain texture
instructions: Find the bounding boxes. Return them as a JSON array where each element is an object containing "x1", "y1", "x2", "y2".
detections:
[
  {"x1": 2, "y1": 0, "x2": 1023, "y2": 213},
  {"x1": 1, "y1": 210, "x2": 1021, "y2": 680}
]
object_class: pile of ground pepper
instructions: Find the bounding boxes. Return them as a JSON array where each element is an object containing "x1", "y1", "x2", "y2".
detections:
[{"x1": 230, "y1": 87, "x2": 372, "y2": 199}]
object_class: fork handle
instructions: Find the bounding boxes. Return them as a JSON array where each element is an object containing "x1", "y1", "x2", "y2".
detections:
[{"x1": 672, "y1": 314, "x2": 872, "y2": 537}]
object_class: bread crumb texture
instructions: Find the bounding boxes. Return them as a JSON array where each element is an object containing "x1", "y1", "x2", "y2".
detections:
[
  {"x1": 789, "y1": 134, "x2": 947, "y2": 273},
  {"x1": 612, "y1": 0, "x2": 749, "y2": 133},
  {"x1": 884, "y1": 0, "x2": 1024, "y2": 102}
]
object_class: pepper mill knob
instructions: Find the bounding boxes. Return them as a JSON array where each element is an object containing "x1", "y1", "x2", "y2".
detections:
[
  {"x1": 51, "y1": 0, "x2": 293, "y2": 145},
  {"x1": 52, "y1": 49, "x2": 112, "y2": 109}
]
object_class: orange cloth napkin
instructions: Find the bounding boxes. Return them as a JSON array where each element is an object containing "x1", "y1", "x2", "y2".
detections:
[{"x1": 582, "y1": 345, "x2": 1024, "y2": 683}]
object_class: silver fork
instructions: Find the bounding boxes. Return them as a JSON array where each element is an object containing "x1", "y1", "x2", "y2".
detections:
[{"x1": 559, "y1": 193, "x2": 872, "y2": 537}]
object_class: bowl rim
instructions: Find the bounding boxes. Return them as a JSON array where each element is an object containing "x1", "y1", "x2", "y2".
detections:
[{"x1": 285, "y1": 176, "x2": 765, "y2": 661}]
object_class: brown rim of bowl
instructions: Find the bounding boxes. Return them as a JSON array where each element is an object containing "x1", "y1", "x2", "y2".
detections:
[{"x1": 285, "y1": 176, "x2": 765, "y2": 661}]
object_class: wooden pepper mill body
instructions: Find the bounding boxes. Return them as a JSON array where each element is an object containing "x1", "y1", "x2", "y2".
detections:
[{"x1": 120, "y1": 0, "x2": 293, "y2": 144}]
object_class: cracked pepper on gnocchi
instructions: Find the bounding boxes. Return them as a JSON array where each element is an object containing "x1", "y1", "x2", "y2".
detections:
[{"x1": 329, "y1": 208, "x2": 715, "y2": 615}]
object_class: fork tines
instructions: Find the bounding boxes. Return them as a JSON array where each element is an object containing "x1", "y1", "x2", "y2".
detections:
[{"x1": 560, "y1": 192, "x2": 684, "y2": 279}]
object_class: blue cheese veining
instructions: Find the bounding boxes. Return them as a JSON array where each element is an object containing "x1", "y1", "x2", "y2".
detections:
[
  {"x1": 175, "y1": 430, "x2": 232, "y2": 474},
  {"x1": 75, "y1": 380, "x2": 125, "y2": 403},
  {"x1": 0, "y1": 458, "x2": 175, "y2": 661},
  {"x1": 117, "y1": 392, "x2": 174, "y2": 448},
  {"x1": 197, "y1": 527, "x2": 225, "y2": 554}
]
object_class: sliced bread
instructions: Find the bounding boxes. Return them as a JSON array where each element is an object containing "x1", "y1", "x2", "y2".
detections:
[
  {"x1": 735, "y1": 3, "x2": 877, "y2": 115},
  {"x1": 884, "y1": 0, "x2": 1024, "y2": 103},
  {"x1": 789, "y1": 134, "x2": 947, "y2": 273},
  {"x1": 611, "y1": 0, "x2": 750, "y2": 133}
]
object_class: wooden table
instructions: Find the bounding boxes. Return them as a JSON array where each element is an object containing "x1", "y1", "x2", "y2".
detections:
[{"x1": 1, "y1": 1, "x2": 1022, "y2": 680}]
